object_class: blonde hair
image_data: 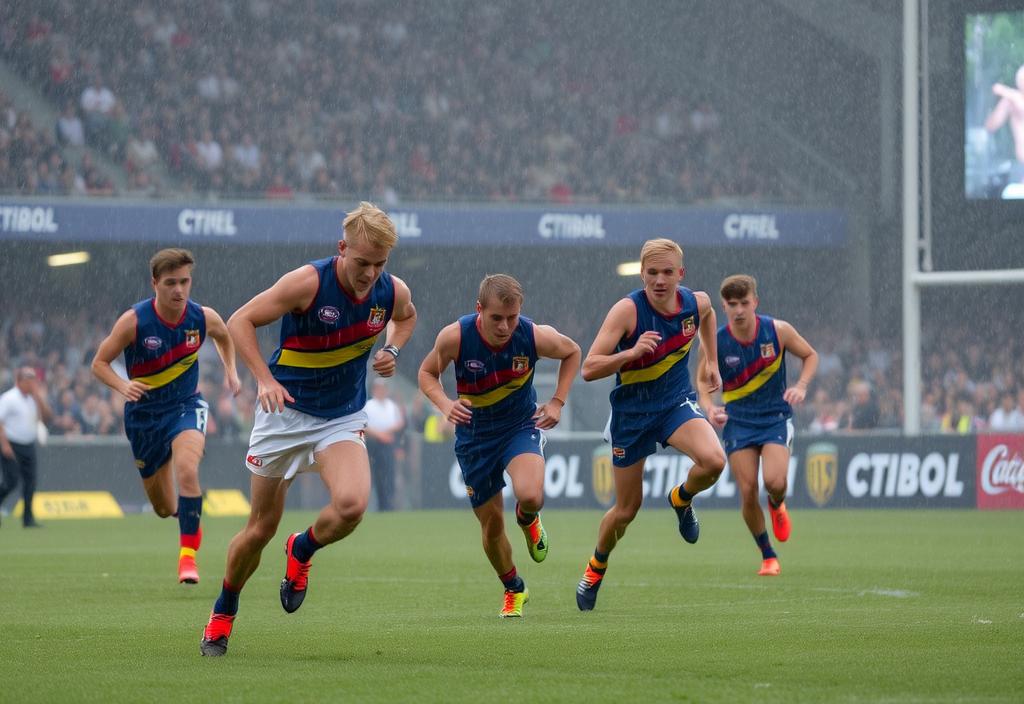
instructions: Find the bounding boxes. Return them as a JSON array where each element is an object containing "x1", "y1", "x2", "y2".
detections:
[
  {"x1": 343, "y1": 201, "x2": 398, "y2": 249},
  {"x1": 150, "y1": 248, "x2": 195, "y2": 280},
  {"x1": 720, "y1": 274, "x2": 758, "y2": 300},
  {"x1": 478, "y1": 274, "x2": 524, "y2": 308},
  {"x1": 639, "y1": 238, "x2": 684, "y2": 268}
]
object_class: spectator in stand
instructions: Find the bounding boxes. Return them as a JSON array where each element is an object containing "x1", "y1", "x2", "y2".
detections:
[
  {"x1": 988, "y1": 390, "x2": 1024, "y2": 432},
  {"x1": 80, "y1": 74, "x2": 117, "y2": 143},
  {"x1": 55, "y1": 102, "x2": 85, "y2": 147},
  {"x1": 844, "y1": 380, "x2": 879, "y2": 431},
  {"x1": 363, "y1": 378, "x2": 405, "y2": 512}
]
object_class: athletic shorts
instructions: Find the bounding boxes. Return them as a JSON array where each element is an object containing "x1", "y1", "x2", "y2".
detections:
[
  {"x1": 455, "y1": 426, "x2": 545, "y2": 508},
  {"x1": 723, "y1": 416, "x2": 794, "y2": 454},
  {"x1": 608, "y1": 394, "x2": 706, "y2": 468},
  {"x1": 125, "y1": 396, "x2": 209, "y2": 479},
  {"x1": 245, "y1": 405, "x2": 367, "y2": 480}
]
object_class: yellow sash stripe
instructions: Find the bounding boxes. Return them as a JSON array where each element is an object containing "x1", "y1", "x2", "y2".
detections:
[
  {"x1": 459, "y1": 369, "x2": 534, "y2": 408},
  {"x1": 276, "y1": 335, "x2": 380, "y2": 369},
  {"x1": 618, "y1": 340, "x2": 694, "y2": 385},
  {"x1": 133, "y1": 352, "x2": 198, "y2": 389},
  {"x1": 722, "y1": 354, "x2": 784, "y2": 403}
]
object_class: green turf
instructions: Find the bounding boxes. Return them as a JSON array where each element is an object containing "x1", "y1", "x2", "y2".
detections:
[{"x1": 0, "y1": 508, "x2": 1021, "y2": 703}]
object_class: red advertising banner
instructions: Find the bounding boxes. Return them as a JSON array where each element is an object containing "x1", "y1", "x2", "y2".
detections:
[{"x1": 976, "y1": 434, "x2": 1024, "y2": 509}]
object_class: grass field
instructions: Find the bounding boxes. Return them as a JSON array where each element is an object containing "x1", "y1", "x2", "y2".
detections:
[{"x1": 1, "y1": 508, "x2": 1021, "y2": 703}]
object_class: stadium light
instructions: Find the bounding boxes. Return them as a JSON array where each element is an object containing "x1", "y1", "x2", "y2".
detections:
[
  {"x1": 616, "y1": 261, "x2": 641, "y2": 276},
  {"x1": 47, "y1": 251, "x2": 91, "y2": 267}
]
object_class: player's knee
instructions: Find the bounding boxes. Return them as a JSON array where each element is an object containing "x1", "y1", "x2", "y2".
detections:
[
  {"x1": 616, "y1": 498, "x2": 642, "y2": 524},
  {"x1": 332, "y1": 496, "x2": 368, "y2": 525},
  {"x1": 517, "y1": 492, "x2": 543, "y2": 514},
  {"x1": 153, "y1": 504, "x2": 175, "y2": 518},
  {"x1": 247, "y1": 521, "x2": 278, "y2": 548},
  {"x1": 764, "y1": 478, "x2": 787, "y2": 498}
]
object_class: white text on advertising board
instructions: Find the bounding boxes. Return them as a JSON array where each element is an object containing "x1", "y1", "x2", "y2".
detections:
[
  {"x1": 0, "y1": 206, "x2": 58, "y2": 233},
  {"x1": 980, "y1": 443, "x2": 1024, "y2": 495},
  {"x1": 724, "y1": 214, "x2": 779, "y2": 240},
  {"x1": 178, "y1": 209, "x2": 237, "y2": 236},
  {"x1": 846, "y1": 452, "x2": 965, "y2": 498},
  {"x1": 537, "y1": 214, "x2": 606, "y2": 240},
  {"x1": 390, "y1": 212, "x2": 422, "y2": 237}
]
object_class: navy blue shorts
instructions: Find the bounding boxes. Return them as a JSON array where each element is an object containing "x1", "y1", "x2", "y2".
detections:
[
  {"x1": 723, "y1": 416, "x2": 794, "y2": 455},
  {"x1": 609, "y1": 394, "x2": 706, "y2": 468},
  {"x1": 455, "y1": 426, "x2": 545, "y2": 508},
  {"x1": 124, "y1": 396, "x2": 209, "y2": 478}
]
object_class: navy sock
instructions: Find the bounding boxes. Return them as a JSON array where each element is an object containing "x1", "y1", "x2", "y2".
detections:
[
  {"x1": 499, "y1": 567, "x2": 525, "y2": 593},
  {"x1": 214, "y1": 581, "x2": 240, "y2": 616},
  {"x1": 177, "y1": 495, "x2": 202, "y2": 536},
  {"x1": 292, "y1": 527, "x2": 322, "y2": 563},
  {"x1": 515, "y1": 502, "x2": 537, "y2": 526},
  {"x1": 754, "y1": 531, "x2": 777, "y2": 560}
]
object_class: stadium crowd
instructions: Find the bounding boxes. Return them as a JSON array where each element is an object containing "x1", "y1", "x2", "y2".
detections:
[
  {"x1": 1, "y1": 1, "x2": 786, "y2": 204},
  {"x1": 2, "y1": 310, "x2": 1023, "y2": 440}
]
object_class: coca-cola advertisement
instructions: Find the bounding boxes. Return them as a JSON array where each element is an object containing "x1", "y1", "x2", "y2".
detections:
[{"x1": 976, "y1": 435, "x2": 1024, "y2": 510}]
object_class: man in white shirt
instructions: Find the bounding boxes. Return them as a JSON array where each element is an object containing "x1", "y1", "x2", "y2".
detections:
[
  {"x1": 363, "y1": 378, "x2": 404, "y2": 511},
  {"x1": 0, "y1": 368, "x2": 53, "y2": 527}
]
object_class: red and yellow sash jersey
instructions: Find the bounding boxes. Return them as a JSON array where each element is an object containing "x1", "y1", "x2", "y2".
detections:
[
  {"x1": 268, "y1": 257, "x2": 394, "y2": 418},
  {"x1": 124, "y1": 298, "x2": 205, "y2": 411},
  {"x1": 454, "y1": 313, "x2": 538, "y2": 443},
  {"x1": 718, "y1": 315, "x2": 792, "y2": 427},
  {"x1": 610, "y1": 287, "x2": 700, "y2": 415}
]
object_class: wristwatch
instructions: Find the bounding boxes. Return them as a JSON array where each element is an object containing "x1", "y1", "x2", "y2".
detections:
[{"x1": 382, "y1": 344, "x2": 400, "y2": 359}]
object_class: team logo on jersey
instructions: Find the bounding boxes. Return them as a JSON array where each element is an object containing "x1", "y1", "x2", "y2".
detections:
[
  {"x1": 367, "y1": 306, "x2": 387, "y2": 329},
  {"x1": 760, "y1": 342, "x2": 776, "y2": 359},
  {"x1": 465, "y1": 485, "x2": 475, "y2": 498},
  {"x1": 464, "y1": 359, "x2": 486, "y2": 373},
  {"x1": 185, "y1": 329, "x2": 200, "y2": 348},
  {"x1": 592, "y1": 445, "x2": 615, "y2": 506},
  {"x1": 512, "y1": 356, "x2": 530, "y2": 374},
  {"x1": 724, "y1": 354, "x2": 741, "y2": 368},
  {"x1": 805, "y1": 442, "x2": 838, "y2": 507},
  {"x1": 246, "y1": 454, "x2": 263, "y2": 468},
  {"x1": 318, "y1": 306, "x2": 341, "y2": 324},
  {"x1": 682, "y1": 316, "x2": 696, "y2": 336},
  {"x1": 612, "y1": 446, "x2": 626, "y2": 459},
  {"x1": 143, "y1": 336, "x2": 163, "y2": 351}
]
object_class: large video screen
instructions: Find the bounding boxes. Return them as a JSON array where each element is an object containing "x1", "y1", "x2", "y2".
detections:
[{"x1": 965, "y1": 10, "x2": 1024, "y2": 199}]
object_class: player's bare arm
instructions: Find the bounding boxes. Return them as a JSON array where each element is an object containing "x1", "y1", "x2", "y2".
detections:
[
  {"x1": 582, "y1": 298, "x2": 658, "y2": 381},
  {"x1": 776, "y1": 320, "x2": 818, "y2": 406},
  {"x1": 228, "y1": 264, "x2": 319, "y2": 413},
  {"x1": 204, "y1": 306, "x2": 241, "y2": 396},
  {"x1": 532, "y1": 324, "x2": 581, "y2": 430},
  {"x1": 91, "y1": 309, "x2": 150, "y2": 402},
  {"x1": 418, "y1": 323, "x2": 472, "y2": 425},
  {"x1": 695, "y1": 291, "x2": 721, "y2": 393},
  {"x1": 372, "y1": 275, "x2": 416, "y2": 378}
]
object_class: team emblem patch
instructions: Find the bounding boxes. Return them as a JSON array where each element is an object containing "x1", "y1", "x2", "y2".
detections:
[
  {"x1": 143, "y1": 336, "x2": 162, "y2": 351},
  {"x1": 512, "y1": 356, "x2": 529, "y2": 373},
  {"x1": 246, "y1": 454, "x2": 263, "y2": 468},
  {"x1": 464, "y1": 359, "x2": 486, "y2": 373},
  {"x1": 185, "y1": 329, "x2": 200, "y2": 348},
  {"x1": 318, "y1": 306, "x2": 341, "y2": 324},
  {"x1": 612, "y1": 446, "x2": 626, "y2": 459},
  {"x1": 682, "y1": 316, "x2": 696, "y2": 335},
  {"x1": 465, "y1": 486, "x2": 475, "y2": 498},
  {"x1": 725, "y1": 354, "x2": 741, "y2": 368},
  {"x1": 760, "y1": 342, "x2": 776, "y2": 359},
  {"x1": 135, "y1": 459, "x2": 146, "y2": 469},
  {"x1": 367, "y1": 306, "x2": 387, "y2": 329}
]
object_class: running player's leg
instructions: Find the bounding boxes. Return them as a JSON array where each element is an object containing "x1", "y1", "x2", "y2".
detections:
[
  {"x1": 170, "y1": 429, "x2": 205, "y2": 583},
  {"x1": 472, "y1": 491, "x2": 527, "y2": 616},
  {"x1": 505, "y1": 439, "x2": 547, "y2": 563},
  {"x1": 201, "y1": 472, "x2": 289, "y2": 656},
  {"x1": 577, "y1": 461, "x2": 644, "y2": 610},
  {"x1": 277, "y1": 439, "x2": 371, "y2": 613},
  {"x1": 665, "y1": 417, "x2": 726, "y2": 542},
  {"x1": 761, "y1": 442, "x2": 792, "y2": 543},
  {"x1": 731, "y1": 447, "x2": 779, "y2": 575}
]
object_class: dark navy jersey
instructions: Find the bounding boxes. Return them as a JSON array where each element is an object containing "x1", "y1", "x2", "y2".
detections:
[
  {"x1": 610, "y1": 287, "x2": 700, "y2": 415},
  {"x1": 454, "y1": 313, "x2": 538, "y2": 443},
  {"x1": 718, "y1": 315, "x2": 792, "y2": 427},
  {"x1": 269, "y1": 257, "x2": 394, "y2": 418},
  {"x1": 124, "y1": 298, "x2": 206, "y2": 412}
]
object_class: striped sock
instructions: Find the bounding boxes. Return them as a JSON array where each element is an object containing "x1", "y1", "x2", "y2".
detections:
[
  {"x1": 291, "y1": 527, "x2": 322, "y2": 563},
  {"x1": 589, "y1": 549, "x2": 609, "y2": 575},
  {"x1": 178, "y1": 495, "x2": 202, "y2": 557},
  {"x1": 214, "y1": 581, "x2": 240, "y2": 616},
  {"x1": 515, "y1": 502, "x2": 537, "y2": 527},
  {"x1": 670, "y1": 484, "x2": 694, "y2": 508},
  {"x1": 499, "y1": 566, "x2": 525, "y2": 592},
  {"x1": 754, "y1": 531, "x2": 777, "y2": 560}
]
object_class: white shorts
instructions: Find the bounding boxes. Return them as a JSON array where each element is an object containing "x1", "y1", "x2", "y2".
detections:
[{"x1": 245, "y1": 406, "x2": 367, "y2": 480}]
